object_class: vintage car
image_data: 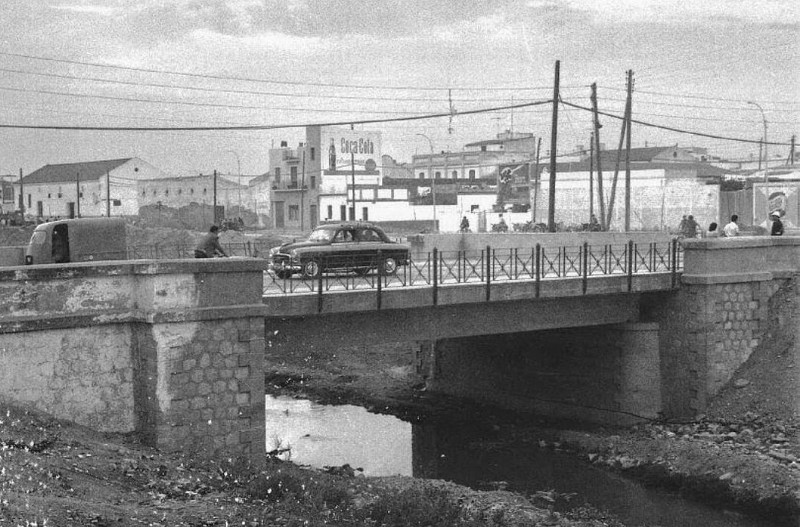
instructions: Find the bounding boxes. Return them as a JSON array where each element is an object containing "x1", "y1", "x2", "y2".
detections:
[{"x1": 269, "y1": 222, "x2": 410, "y2": 279}]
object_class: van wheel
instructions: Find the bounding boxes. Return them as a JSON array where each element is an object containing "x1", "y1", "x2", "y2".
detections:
[{"x1": 302, "y1": 259, "x2": 321, "y2": 278}]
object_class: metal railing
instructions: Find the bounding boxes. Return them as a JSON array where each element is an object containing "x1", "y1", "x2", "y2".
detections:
[{"x1": 262, "y1": 239, "x2": 683, "y2": 298}]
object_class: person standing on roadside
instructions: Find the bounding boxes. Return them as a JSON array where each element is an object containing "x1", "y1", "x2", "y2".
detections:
[
  {"x1": 194, "y1": 225, "x2": 228, "y2": 258},
  {"x1": 723, "y1": 215, "x2": 740, "y2": 237},
  {"x1": 770, "y1": 213, "x2": 784, "y2": 236},
  {"x1": 705, "y1": 222, "x2": 720, "y2": 238},
  {"x1": 684, "y1": 215, "x2": 699, "y2": 238}
]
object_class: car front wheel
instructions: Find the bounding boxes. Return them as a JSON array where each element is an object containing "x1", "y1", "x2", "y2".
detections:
[
  {"x1": 382, "y1": 257, "x2": 398, "y2": 275},
  {"x1": 302, "y1": 259, "x2": 321, "y2": 278}
]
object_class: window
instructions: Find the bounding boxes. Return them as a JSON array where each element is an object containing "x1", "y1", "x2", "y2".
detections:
[
  {"x1": 290, "y1": 166, "x2": 298, "y2": 188},
  {"x1": 310, "y1": 147, "x2": 315, "y2": 160},
  {"x1": 113, "y1": 199, "x2": 122, "y2": 206},
  {"x1": 288, "y1": 205, "x2": 299, "y2": 221},
  {"x1": 327, "y1": 205, "x2": 333, "y2": 219},
  {"x1": 419, "y1": 172, "x2": 425, "y2": 179},
  {"x1": 435, "y1": 171, "x2": 441, "y2": 179},
  {"x1": 452, "y1": 170, "x2": 458, "y2": 178},
  {"x1": 203, "y1": 188, "x2": 207, "y2": 195},
  {"x1": 190, "y1": 188, "x2": 194, "y2": 194},
  {"x1": 47, "y1": 193, "x2": 51, "y2": 198},
  {"x1": 340, "y1": 205, "x2": 347, "y2": 220},
  {"x1": 469, "y1": 169, "x2": 476, "y2": 180},
  {"x1": 165, "y1": 189, "x2": 169, "y2": 196},
  {"x1": 275, "y1": 167, "x2": 281, "y2": 183},
  {"x1": 362, "y1": 207, "x2": 369, "y2": 221},
  {"x1": 310, "y1": 175, "x2": 316, "y2": 189}
]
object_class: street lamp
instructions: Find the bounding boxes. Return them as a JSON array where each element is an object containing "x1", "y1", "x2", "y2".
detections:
[
  {"x1": 416, "y1": 133, "x2": 437, "y2": 233},
  {"x1": 226, "y1": 150, "x2": 242, "y2": 217},
  {"x1": 747, "y1": 101, "x2": 769, "y2": 222}
]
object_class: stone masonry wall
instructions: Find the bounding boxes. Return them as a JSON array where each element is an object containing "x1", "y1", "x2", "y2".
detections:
[{"x1": 0, "y1": 324, "x2": 135, "y2": 433}]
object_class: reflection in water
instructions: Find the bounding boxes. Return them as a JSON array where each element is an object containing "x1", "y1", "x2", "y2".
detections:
[
  {"x1": 264, "y1": 396, "x2": 412, "y2": 477},
  {"x1": 266, "y1": 397, "x2": 779, "y2": 527}
]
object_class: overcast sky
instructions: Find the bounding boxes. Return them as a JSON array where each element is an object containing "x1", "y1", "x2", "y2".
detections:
[{"x1": 1, "y1": 0, "x2": 797, "y2": 177}]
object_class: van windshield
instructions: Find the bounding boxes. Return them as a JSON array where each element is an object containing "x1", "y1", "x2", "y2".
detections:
[{"x1": 29, "y1": 231, "x2": 46, "y2": 246}]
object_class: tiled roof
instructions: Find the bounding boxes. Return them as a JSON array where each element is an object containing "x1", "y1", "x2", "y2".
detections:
[{"x1": 23, "y1": 158, "x2": 132, "y2": 184}]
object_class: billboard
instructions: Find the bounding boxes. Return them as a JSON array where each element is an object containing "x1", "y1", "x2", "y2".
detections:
[
  {"x1": 754, "y1": 183, "x2": 798, "y2": 229},
  {"x1": 496, "y1": 163, "x2": 531, "y2": 210},
  {"x1": 321, "y1": 128, "x2": 382, "y2": 176}
]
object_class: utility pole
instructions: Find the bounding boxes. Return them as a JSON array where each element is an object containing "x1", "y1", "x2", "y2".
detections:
[
  {"x1": 624, "y1": 70, "x2": 633, "y2": 232},
  {"x1": 532, "y1": 137, "x2": 542, "y2": 223},
  {"x1": 547, "y1": 60, "x2": 560, "y2": 232},
  {"x1": 790, "y1": 135, "x2": 796, "y2": 164},
  {"x1": 76, "y1": 171, "x2": 81, "y2": 218},
  {"x1": 106, "y1": 171, "x2": 111, "y2": 217},
  {"x1": 606, "y1": 71, "x2": 631, "y2": 231},
  {"x1": 213, "y1": 170, "x2": 218, "y2": 225},
  {"x1": 18, "y1": 168, "x2": 24, "y2": 215},
  {"x1": 589, "y1": 132, "x2": 594, "y2": 223},
  {"x1": 300, "y1": 150, "x2": 306, "y2": 232},
  {"x1": 350, "y1": 151, "x2": 355, "y2": 221},
  {"x1": 591, "y1": 83, "x2": 606, "y2": 230}
]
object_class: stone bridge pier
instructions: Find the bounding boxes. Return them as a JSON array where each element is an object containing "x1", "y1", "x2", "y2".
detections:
[{"x1": 0, "y1": 260, "x2": 268, "y2": 459}]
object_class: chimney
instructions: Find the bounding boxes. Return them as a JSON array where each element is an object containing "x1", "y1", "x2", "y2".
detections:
[{"x1": 280, "y1": 141, "x2": 288, "y2": 147}]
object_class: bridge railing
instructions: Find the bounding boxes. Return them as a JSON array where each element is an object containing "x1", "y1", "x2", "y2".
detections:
[{"x1": 262, "y1": 239, "x2": 682, "y2": 296}]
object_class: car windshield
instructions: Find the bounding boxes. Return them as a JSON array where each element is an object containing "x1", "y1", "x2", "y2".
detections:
[{"x1": 307, "y1": 228, "x2": 335, "y2": 242}]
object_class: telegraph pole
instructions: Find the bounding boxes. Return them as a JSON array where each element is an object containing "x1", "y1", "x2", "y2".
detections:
[
  {"x1": 624, "y1": 70, "x2": 633, "y2": 232},
  {"x1": 790, "y1": 135, "x2": 796, "y2": 164},
  {"x1": 76, "y1": 171, "x2": 81, "y2": 218},
  {"x1": 300, "y1": 150, "x2": 306, "y2": 232},
  {"x1": 532, "y1": 137, "x2": 542, "y2": 223},
  {"x1": 591, "y1": 83, "x2": 606, "y2": 230},
  {"x1": 213, "y1": 170, "x2": 218, "y2": 225},
  {"x1": 18, "y1": 168, "x2": 24, "y2": 215},
  {"x1": 589, "y1": 132, "x2": 594, "y2": 223},
  {"x1": 106, "y1": 171, "x2": 111, "y2": 217},
  {"x1": 547, "y1": 60, "x2": 560, "y2": 232},
  {"x1": 350, "y1": 151, "x2": 355, "y2": 221}
]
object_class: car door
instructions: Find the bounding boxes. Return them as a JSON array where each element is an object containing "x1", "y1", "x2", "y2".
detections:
[
  {"x1": 355, "y1": 227, "x2": 384, "y2": 267},
  {"x1": 330, "y1": 227, "x2": 358, "y2": 268}
]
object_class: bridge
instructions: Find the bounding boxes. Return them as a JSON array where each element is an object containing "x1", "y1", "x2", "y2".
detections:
[{"x1": 0, "y1": 234, "x2": 797, "y2": 461}]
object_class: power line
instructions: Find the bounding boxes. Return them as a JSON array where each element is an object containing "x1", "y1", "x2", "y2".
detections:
[
  {"x1": 0, "y1": 99, "x2": 552, "y2": 131},
  {"x1": 560, "y1": 100, "x2": 792, "y2": 147}
]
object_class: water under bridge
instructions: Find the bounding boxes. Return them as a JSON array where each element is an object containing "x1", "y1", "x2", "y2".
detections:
[{"x1": 0, "y1": 233, "x2": 797, "y2": 459}]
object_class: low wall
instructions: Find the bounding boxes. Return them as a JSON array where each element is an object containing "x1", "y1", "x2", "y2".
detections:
[
  {"x1": 0, "y1": 258, "x2": 268, "y2": 459},
  {"x1": 0, "y1": 246, "x2": 24, "y2": 266}
]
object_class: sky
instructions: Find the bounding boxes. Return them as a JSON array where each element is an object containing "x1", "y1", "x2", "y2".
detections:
[{"x1": 0, "y1": 0, "x2": 797, "y2": 178}]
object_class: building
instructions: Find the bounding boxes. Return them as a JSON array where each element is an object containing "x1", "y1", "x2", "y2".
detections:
[
  {"x1": 536, "y1": 146, "x2": 731, "y2": 231},
  {"x1": 17, "y1": 158, "x2": 164, "y2": 218},
  {"x1": 137, "y1": 172, "x2": 250, "y2": 218}
]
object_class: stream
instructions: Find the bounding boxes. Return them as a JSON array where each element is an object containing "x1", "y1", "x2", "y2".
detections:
[{"x1": 265, "y1": 395, "x2": 780, "y2": 527}]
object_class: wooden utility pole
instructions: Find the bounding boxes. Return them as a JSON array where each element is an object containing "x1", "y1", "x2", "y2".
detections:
[
  {"x1": 532, "y1": 137, "x2": 542, "y2": 223},
  {"x1": 591, "y1": 83, "x2": 606, "y2": 230},
  {"x1": 76, "y1": 171, "x2": 81, "y2": 218},
  {"x1": 300, "y1": 150, "x2": 306, "y2": 231},
  {"x1": 213, "y1": 170, "x2": 218, "y2": 225},
  {"x1": 589, "y1": 132, "x2": 594, "y2": 223},
  {"x1": 790, "y1": 135, "x2": 796, "y2": 164},
  {"x1": 624, "y1": 70, "x2": 633, "y2": 232},
  {"x1": 350, "y1": 151, "x2": 355, "y2": 221},
  {"x1": 106, "y1": 171, "x2": 111, "y2": 217},
  {"x1": 18, "y1": 168, "x2": 24, "y2": 215},
  {"x1": 605, "y1": 72, "x2": 632, "y2": 231},
  {"x1": 547, "y1": 60, "x2": 560, "y2": 232}
]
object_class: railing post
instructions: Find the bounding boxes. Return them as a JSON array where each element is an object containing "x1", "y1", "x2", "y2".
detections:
[
  {"x1": 486, "y1": 245, "x2": 492, "y2": 302},
  {"x1": 432, "y1": 248, "x2": 438, "y2": 306},
  {"x1": 627, "y1": 240, "x2": 634, "y2": 292},
  {"x1": 535, "y1": 243, "x2": 541, "y2": 297},
  {"x1": 582, "y1": 241, "x2": 589, "y2": 294},
  {"x1": 376, "y1": 249, "x2": 382, "y2": 311},
  {"x1": 513, "y1": 248, "x2": 518, "y2": 279}
]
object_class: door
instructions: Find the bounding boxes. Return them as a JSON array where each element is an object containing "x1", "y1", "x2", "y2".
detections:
[
  {"x1": 274, "y1": 201, "x2": 285, "y2": 228},
  {"x1": 310, "y1": 205, "x2": 318, "y2": 228},
  {"x1": 67, "y1": 202, "x2": 75, "y2": 219}
]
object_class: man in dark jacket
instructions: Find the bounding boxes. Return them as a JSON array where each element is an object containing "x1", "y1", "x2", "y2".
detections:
[
  {"x1": 770, "y1": 214, "x2": 784, "y2": 236},
  {"x1": 194, "y1": 225, "x2": 228, "y2": 258}
]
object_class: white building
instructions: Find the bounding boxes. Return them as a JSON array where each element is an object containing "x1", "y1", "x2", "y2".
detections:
[{"x1": 18, "y1": 158, "x2": 164, "y2": 218}]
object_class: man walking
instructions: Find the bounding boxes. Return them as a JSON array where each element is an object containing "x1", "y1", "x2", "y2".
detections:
[{"x1": 770, "y1": 213, "x2": 784, "y2": 236}]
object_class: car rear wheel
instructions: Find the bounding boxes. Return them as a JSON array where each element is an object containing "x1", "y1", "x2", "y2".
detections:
[
  {"x1": 354, "y1": 267, "x2": 371, "y2": 277},
  {"x1": 382, "y1": 257, "x2": 398, "y2": 275},
  {"x1": 302, "y1": 259, "x2": 322, "y2": 278},
  {"x1": 275, "y1": 269, "x2": 293, "y2": 279}
]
